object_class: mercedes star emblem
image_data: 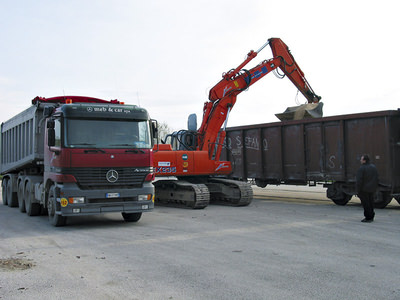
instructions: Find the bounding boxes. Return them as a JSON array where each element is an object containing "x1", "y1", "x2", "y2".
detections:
[{"x1": 106, "y1": 169, "x2": 119, "y2": 183}]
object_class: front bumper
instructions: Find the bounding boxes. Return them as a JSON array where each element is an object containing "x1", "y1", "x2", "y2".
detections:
[{"x1": 55, "y1": 182, "x2": 154, "y2": 217}]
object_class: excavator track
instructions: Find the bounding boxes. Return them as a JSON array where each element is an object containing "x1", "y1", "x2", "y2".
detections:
[
  {"x1": 206, "y1": 178, "x2": 253, "y2": 206},
  {"x1": 153, "y1": 180, "x2": 210, "y2": 209}
]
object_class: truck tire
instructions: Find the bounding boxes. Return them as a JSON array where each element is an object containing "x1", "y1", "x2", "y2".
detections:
[
  {"x1": 121, "y1": 212, "x2": 142, "y2": 222},
  {"x1": 6, "y1": 178, "x2": 18, "y2": 207},
  {"x1": 48, "y1": 185, "x2": 67, "y2": 227},
  {"x1": 2, "y1": 178, "x2": 8, "y2": 206},
  {"x1": 24, "y1": 181, "x2": 40, "y2": 216},
  {"x1": 17, "y1": 181, "x2": 26, "y2": 213}
]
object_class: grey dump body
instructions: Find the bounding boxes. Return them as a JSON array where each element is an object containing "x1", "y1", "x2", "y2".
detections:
[
  {"x1": 1, "y1": 104, "x2": 47, "y2": 174},
  {"x1": 222, "y1": 110, "x2": 400, "y2": 207}
]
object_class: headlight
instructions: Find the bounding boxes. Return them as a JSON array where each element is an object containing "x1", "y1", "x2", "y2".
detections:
[
  {"x1": 68, "y1": 197, "x2": 85, "y2": 204},
  {"x1": 138, "y1": 194, "x2": 152, "y2": 201}
]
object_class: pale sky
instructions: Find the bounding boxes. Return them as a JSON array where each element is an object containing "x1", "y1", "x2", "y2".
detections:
[{"x1": 1, "y1": 0, "x2": 399, "y2": 131}]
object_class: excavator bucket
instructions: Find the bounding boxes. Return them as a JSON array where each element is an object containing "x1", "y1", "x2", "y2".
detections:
[{"x1": 275, "y1": 102, "x2": 323, "y2": 121}]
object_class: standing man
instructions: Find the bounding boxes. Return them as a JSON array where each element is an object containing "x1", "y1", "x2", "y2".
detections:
[{"x1": 356, "y1": 154, "x2": 379, "y2": 223}]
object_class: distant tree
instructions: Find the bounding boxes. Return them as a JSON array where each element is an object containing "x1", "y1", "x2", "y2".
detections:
[{"x1": 157, "y1": 122, "x2": 173, "y2": 143}]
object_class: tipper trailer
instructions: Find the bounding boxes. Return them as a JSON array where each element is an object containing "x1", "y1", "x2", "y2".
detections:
[{"x1": 1, "y1": 96, "x2": 157, "y2": 226}]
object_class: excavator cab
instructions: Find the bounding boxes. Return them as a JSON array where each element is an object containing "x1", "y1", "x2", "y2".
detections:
[
  {"x1": 163, "y1": 130, "x2": 197, "y2": 150},
  {"x1": 162, "y1": 114, "x2": 198, "y2": 151},
  {"x1": 275, "y1": 102, "x2": 324, "y2": 121}
]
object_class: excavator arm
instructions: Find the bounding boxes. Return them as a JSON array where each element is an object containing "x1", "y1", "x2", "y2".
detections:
[
  {"x1": 198, "y1": 37, "x2": 321, "y2": 157},
  {"x1": 208, "y1": 38, "x2": 321, "y2": 103},
  {"x1": 268, "y1": 38, "x2": 321, "y2": 104}
]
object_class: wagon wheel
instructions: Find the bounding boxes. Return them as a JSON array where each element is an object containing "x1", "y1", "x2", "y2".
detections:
[
  {"x1": 326, "y1": 184, "x2": 352, "y2": 206},
  {"x1": 255, "y1": 179, "x2": 268, "y2": 188},
  {"x1": 373, "y1": 191, "x2": 392, "y2": 209},
  {"x1": 331, "y1": 193, "x2": 352, "y2": 206}
]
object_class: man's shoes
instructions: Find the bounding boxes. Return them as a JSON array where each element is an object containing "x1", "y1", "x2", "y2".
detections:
[{"x1": 361, "y1": 218, "x2": 373, "y2": 223}]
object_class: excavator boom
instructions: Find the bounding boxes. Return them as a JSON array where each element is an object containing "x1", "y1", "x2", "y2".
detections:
[{"x1": 199, "y1": 38, "x2": 322, "y2": 156}]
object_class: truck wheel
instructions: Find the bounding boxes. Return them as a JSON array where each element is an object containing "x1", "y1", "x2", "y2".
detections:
[
  {"x1": 2, "y1": 178, "x2": 8, "y2": 206},
  {"x1": 48, "y1": 185, "x2": 67, "y2": 227},
  {"x1": 17, "y1": 181, "x2": 26, "y2": 213},
  {"x1": 373, "y1": 191, "x2": 392, "y2": 209},
  {"x1": 24, "y1": 181, "x2": 40, "y2": 216},
  {"x1": 122, "y1": 212, "x2": 142, "y2": 222},
  {"x1": 6, "y1": 178, "x2": 18, "y2": 207},
  {"x1": 40, "y1": 205, "x2": 48, "y2": 216}
]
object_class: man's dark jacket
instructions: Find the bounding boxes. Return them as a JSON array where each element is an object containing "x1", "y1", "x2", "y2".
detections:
[{"x1": 356, "y1": 162, "x2": 379, "y2": 193}]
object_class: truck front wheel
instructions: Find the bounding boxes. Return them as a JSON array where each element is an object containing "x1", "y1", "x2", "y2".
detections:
[
  {"x1": 2, "y1": 178, "x2": 8, "y2": 205},
  {"x1": 48, "y1": 185, "x2": 67, "y2": 227},
  {"x1": 122, "y1": 212, "x2": 142, "y2": 222},
  {"x1": 17, "y1": 181, "x2": 26, "y2": 213},
  {"x1": 25, "y1": 181, "x2": 40, "y2": 216}
]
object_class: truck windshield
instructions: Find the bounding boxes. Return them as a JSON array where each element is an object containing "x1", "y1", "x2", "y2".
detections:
[{"x1": 65, "y1": 119, "x2": 151, "y2": 149}]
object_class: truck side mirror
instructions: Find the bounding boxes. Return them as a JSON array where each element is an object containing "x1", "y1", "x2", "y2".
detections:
[
  {"x1": 151, "y1": 120, "x2": 158, "y2": 144},
  {"x1": 47, "y1": 119, "x2": 56, "y2": 147},
  {"x1": 48, "y1": 128, "x2": 55, "y2": 147},
  {"x1": 151, "y1": 120, "x2": 158, "y2": 136},
  {"x1": 43, "y1": 106, "x2": 55, "y2": 117}
]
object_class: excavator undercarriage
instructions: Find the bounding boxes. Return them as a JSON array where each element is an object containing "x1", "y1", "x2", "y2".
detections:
[
  {"x1": 154, "y1": 177, "x2": 253, "y2": 209},
  {"x1": 153, "y1": 180, "x2": 210, "y2": 209}
]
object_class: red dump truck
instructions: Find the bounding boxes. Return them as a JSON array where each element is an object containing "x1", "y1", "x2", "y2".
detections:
[{"x1": 1, "y1": 96, "x2": 157, "y2": 226}]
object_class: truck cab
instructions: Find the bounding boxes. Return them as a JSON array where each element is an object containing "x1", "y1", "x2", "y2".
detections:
[{"x1": 1, "y1": 96, "x2": 157, "y2": 226}]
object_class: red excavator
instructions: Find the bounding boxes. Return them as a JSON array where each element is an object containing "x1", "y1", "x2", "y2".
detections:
[{"x1": 153, "y1": 37, "x2": 322, "y2": 208}]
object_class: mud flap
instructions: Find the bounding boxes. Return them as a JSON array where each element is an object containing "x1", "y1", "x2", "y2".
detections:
[{"x1": 275, "y1": 102, "x2": 323, "y2": 121}]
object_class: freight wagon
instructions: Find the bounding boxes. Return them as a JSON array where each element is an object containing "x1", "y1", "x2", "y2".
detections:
[{"x1": 221, "y1": 110, "x2": 400, "y2": 208}]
